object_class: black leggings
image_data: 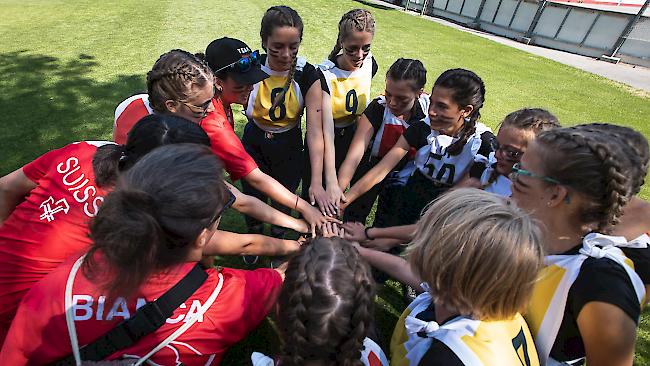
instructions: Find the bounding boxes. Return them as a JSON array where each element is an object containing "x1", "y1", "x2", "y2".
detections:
[{"x1": 241, "y1": 122, "x2": 303, "y2": 231}]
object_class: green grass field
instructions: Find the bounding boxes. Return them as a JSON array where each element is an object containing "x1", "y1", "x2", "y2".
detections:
[{"x1": 2, "y1": 0, "x2": 650, "y2": 364}]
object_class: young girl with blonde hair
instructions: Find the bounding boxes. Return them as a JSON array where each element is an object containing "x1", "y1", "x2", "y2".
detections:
[{"x1": 354, "y1": 188, "x2": 543, "y2": 365}]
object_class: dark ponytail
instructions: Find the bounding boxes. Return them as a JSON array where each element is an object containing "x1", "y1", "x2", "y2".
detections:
[
  {"x1": 434, "y1": 69, "x2": 485, "y2": 156},
  {"x1": 84, "y1": 144, "x2": 228, "y2": 299},
  {"x1": 386, "y1": 58, "x2": 427, "y2": 91},
  {"x1": 92, "y1": 114, "x2": 211, "y2": 187}
]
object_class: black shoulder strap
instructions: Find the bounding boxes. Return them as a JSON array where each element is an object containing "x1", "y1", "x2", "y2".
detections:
[{"x1": 53, "y1": 263, "x2": 208, "y2": 365}]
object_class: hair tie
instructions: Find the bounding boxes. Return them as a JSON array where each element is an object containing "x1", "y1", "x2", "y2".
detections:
[{"x1": 119, "y1": 150, "x2": 128, "y2": 163}]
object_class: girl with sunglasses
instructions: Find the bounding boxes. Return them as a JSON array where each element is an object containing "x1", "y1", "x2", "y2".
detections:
[
  {"x1": 239, "y1": 6, "x2": 325, "y2": 238},
  {"x1": 460, "y1": 108, "x2": 560, "y2": 197},
  {"x1": 342, "y1": 69, "x2": 495, "y2": 226},
  {"x1": 1, "y1": 144, "x2": 287, "y2": 365},
  {"x1": 510, "y1": 125, "x2": 645, "y2": 366},
  {"x1": 114, "y1": 49, "x2": 331, "y2": 236},
  {"x1": 304, "y1": 8, "x2": 378, "y2": 218}
]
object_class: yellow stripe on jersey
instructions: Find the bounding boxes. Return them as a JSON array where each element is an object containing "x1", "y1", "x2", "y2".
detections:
[
  {"x1": 251, "y1": 75, "x2": 302, "y2": 130},
  {"x1": 390, "y1": 305, "x2": 413, "y2": 366},
  {"x1": 329, "y1": 76, "x2": 371, "y2": 127},
  {"x1": 460, "y1": 314, "x2": 539, "y2": 366},
  {"x1": 526, "y1": 264, "x2": 566, "y2": 339}
]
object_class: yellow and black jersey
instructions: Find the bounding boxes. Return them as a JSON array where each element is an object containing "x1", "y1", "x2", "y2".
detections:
[
  {"x1": 391, "y1": 291, "x2": 539, "y2": 366},
  {"x1": 245, "y1": 55, "x2": 320, "y2": 132},
  {"x1": 525, "y1": 233, "x2": 645, "y2": 365},
  {"x1": 319, "y1": 54, "x2": 378, "y2": 128}
]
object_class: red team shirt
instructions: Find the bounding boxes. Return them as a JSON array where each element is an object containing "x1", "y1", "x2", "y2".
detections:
[
  {"x1": 1, "y1": 255, "x2": 282, "y2": 365},
  {"x1": 0, "y1": 141, "x2": 110, "y2": 344},
  {"x1": 113, "y1": 94, "x2": 258, "y2": 181}
]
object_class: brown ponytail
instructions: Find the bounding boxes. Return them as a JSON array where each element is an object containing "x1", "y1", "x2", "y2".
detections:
[{"x1": 84, "y1": 144, "x2": 228, "y2": 299}]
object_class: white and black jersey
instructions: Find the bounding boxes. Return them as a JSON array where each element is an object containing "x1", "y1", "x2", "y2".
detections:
[{"x1": 403, "y1": 119, "x2": 496, "y2": 187}]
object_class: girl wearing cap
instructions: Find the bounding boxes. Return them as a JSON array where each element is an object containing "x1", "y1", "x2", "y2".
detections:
[
  {"x1": 114, "y1": 49, "x2": 332, "y2": 235},
  {"x1": 312, "y1": 9, "x2": 378, "y2": 218},
  {"x1": 237, "y1": 6, "x2": 326, "y2": 237},
  {"x1": 1, "y1": 144, "x2": 286, "y2": 365}
]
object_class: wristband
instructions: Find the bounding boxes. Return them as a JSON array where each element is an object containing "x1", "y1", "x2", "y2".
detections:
[{"x1": 364, "y1": 227, "x2": 374, "y2": 241}]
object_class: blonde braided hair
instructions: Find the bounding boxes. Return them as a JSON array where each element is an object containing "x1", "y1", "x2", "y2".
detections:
[
  {"x1": 328, "y1": 9, "x2": 376, "y2": 61},
  {"x1": 146, "y1": 50, "x2": 214, "y2": 114},
  {"x1": 536, "y1": 126, "x2": 631, "y2": 233}
]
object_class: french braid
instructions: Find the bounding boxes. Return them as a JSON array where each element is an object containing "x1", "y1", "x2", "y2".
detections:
[
  {"x1": 145, "y1": 49, "x2": 214, "y2": 114},
  {"x1": 577, "y1": 123, "x2": 648, "y2": 196},
  {"x1": 536, "y1": 126, "x2": 631, "y2": 233},
  {"x1": 277, "y1": 237, "x2": 375, "y2": 366},
  {"x1": 328, "y1": 9, "x2": 376, "y2": 61}
]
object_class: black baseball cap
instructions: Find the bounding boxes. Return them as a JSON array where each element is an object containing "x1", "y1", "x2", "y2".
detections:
[{"x1": 205, "y1": 37, "x2": 269, "y2": 85}]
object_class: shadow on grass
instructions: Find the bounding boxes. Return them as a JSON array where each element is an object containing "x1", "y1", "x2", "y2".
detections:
[
  {"x1": 353, "y1": 0, "x2": 399, "y2": 11},
  {"x1": 0, "y1": 50, "x2": 144, "y2": 173}
]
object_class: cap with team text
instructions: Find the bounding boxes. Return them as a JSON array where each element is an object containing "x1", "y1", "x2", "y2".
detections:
[{"x1": 205, "y1": 37, "x2": 269, "y2": 85}]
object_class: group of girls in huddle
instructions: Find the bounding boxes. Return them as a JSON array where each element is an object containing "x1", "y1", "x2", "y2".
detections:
[{"x1": 0, "y1": 3, "x2": 649, "y2": 366}]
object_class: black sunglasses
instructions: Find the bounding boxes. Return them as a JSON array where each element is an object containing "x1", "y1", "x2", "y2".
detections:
[{"x1": 207, "y1": 191, "x2": 236, "y2": 228}]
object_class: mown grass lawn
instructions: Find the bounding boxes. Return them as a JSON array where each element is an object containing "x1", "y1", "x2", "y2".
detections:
[{"x1": 1, "y1": 0, "x2": 649, "y2": 364}]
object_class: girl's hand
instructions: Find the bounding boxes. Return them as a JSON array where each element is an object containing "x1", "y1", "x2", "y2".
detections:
[
  {"x1": 325, "y1": 184, "x2": 346, "y2": 217},
  {"x1": 309, "y1": 185, "x2": 330, "y2": 216},
  {"x1": 301, "y1": 205, "x2": 341, "y2": 237},
  {"x1": 321, "y1": 222, "x2": 343, "y2": 238},
  {"x1": 292, "y1": 219, "x2": 310, "y2": 234},
  {"x1": 342, "y1": 222, "x2": 368, "y2": 242}
]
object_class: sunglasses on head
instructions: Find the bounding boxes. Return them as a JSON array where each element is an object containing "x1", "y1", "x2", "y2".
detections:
[
  {"x1": 207, "y1": 191, "x2": 236, "y2": 228},
  {"x1": 214, "y1": 50, "x2": 261, "y2": 74}
]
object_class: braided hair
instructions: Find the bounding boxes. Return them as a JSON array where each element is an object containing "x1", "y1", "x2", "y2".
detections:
[
  {"x1": 434, "y1": 69, "x2": 486, "y2": 156},
  {"x1": 576, "y1": 123, "x2": 648, "y2": 196},
  {"x1": 386, "y1": 58, "x2": 427, "y2": 91},
  {"x1": 146, "y1": 49, "x2": 214, "y2": 114},
  {"x1": 260, "y1": 6, "x2": 304, "y2": 110},
  {"x1": 277, "y1": 237, "x2": 375, "y2": 366},
  {"x1": 328, "y1": 9, "x2": 376, "y2": 61},
  {"x1": 536, "y1": 126, "x2": 632, "y2": 233}
]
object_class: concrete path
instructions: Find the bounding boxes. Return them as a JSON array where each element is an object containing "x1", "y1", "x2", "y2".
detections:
[{"x1": 369, "y1": 0, "x2": 650, "y2": 93}]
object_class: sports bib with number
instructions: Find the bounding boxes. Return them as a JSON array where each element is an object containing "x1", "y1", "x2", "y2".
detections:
[
  {"x1": 391, "y1": 290, "x2": 539, "y2": 366},
  {"x1": 245, "y1": 56, "x2": 307, "y2": 133},
  {"x1": 413, "y1": 122, "x2": 492, "y2": 186},
  {"x1": 525, "y1": 233, "x2": 646, "y2": 365},
  {"x1": 319, "y1": 53, "x2": 373, "y2": 128}
]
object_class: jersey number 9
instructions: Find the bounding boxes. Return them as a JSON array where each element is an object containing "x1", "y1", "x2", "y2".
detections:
[{"x1": 345, "y1": 89, "x2": 358, "y2": 114}]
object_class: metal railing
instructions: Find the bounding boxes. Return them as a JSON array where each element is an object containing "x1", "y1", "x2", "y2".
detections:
[{"x1": 400, "y1": 0, "x2": 650, "y2": 67}]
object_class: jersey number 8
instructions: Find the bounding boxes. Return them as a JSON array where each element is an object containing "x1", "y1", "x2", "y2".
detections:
[{"x1": 270, "y1": 87, "x2": 287, "y2": 122}]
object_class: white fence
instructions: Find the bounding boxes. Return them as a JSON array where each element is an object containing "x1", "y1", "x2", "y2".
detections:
[{"x1": 400, "y1": 0, "x2": 650, "y2": 67}]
